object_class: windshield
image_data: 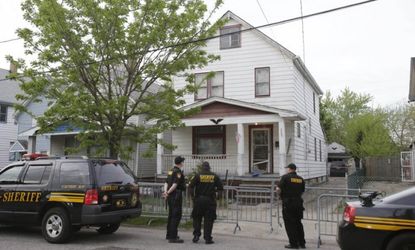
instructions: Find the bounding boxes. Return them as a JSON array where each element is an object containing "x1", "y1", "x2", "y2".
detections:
[{"x1": 381, "y1": 187, "x2": 415, "y2": 206}]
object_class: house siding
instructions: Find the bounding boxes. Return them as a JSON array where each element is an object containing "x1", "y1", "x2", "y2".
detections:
[
  {"x1": 0, "y1": 105, "x2": 17, "y2": 167},
  {"x1": 17, "y1": 96, "x2": 51, "y2": 154},
  {"x1": 173, "y1": 19, "x2": 295, "y2": 110},
  {"x1": 168, "y1": 15, "x2": 327, "y2": 179},
  {"x1": 292, "y1": 68, "x2": 326, "y2": 179}
]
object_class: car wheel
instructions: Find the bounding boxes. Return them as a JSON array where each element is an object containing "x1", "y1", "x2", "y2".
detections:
[
  {"x1": 41, "y1": 207, "x2": 72, "y2": 243},
  {"x1": 96, "y1": 223, "x2": 120, "y2": 234},
  {"x1": 386, "y1": 232, "x2": 415, "y2": 250}
]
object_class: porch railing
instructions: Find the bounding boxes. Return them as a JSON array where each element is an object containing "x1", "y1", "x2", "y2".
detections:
[{"x1": 161, "y1": 154, "x2": 238, "y2": 175}]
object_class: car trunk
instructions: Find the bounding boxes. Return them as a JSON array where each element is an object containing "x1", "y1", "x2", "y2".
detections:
[{"x1": 93, "y1": 161, "x2": 139, "y2": 212}]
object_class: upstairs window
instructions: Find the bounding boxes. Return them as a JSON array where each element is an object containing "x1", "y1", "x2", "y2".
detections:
[
  {"x1": 195, "y1": 71, "x2": 224, "y2": 100},
  {"x1": 0, "y1": 105, "x2": 7, "y2": 123},
  {"x1": 255, "y1": 67, "x2": 270, "y2": 97},
  {"x1": 220, "y1": 25, "x2": 241, "y2": 49}
]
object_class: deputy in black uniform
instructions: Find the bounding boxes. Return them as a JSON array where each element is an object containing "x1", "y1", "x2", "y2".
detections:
[
  {"x1": 163, "y1": 156, "x2": 186, "y2": 243},
  {"x1": 277, "y1": 163, "x2": 306, "y2": 249},
  {"x1": 189, "y1": 161, "x2": 223, "y2": 244}
]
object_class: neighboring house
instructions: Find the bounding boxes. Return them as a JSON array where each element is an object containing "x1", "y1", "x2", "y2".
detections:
[
  {"x1": 15, "y1": 96, "x2": 50, "y2": 155},
  {"x1": 327, "y1": 142, "x2": 351, "y2": 162},
  {"x1": 156, "y1": 11, "x2": 327, "y2": 180},
  {"x1": 0, "y1": 66, "x2": 24, "y2": 167}
]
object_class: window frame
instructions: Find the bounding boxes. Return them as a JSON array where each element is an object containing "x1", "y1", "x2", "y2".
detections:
[
  {"x1": 314, "y1": 137, "x2": 317, "y2": 161},
  {"x1": 194, "y1": 71, "x2": 225, "y2": 101},
  {"x1": 313, "y1": 92, "x2": 316, "y2": 114},
  {"x1": 0, "y1": 165, "x2": 25, "y2": 183},
  {"x1": 319, "y1": 139, "x2": 322, "y2": 162},
  {"x1": 0, "y1": 104, "x2": 7, "y2": 123},
  {"x1": 192, "y1": 126, "x2": 226, "y2": 155},
  {"x1": 22, "y1": 164, "x2": 52, "y2": 185},
  {"x1": 255, "y1": 67, "x2": 270, "y2": 97},
  {"x1": 220, "y1": 24, "x2": 242, "y2": 50}
]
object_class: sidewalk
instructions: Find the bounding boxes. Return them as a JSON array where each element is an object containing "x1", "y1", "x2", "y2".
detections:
[{"x1": 212, "y1": 220, "x2": 340, "y2": 249}]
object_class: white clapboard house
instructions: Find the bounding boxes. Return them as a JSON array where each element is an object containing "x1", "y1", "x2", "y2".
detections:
[{"x1": 156, "y1": 11, "x2": 327, "y2": 180}]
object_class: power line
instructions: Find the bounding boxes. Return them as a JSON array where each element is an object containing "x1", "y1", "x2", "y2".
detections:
[
  {"x1": 0, "y1": 0, "x2": 378, "y2": 82},
  {"x1": 256, "y1": 0, "x2": 270, "y2": 24},
  {"x1": 0, "y1": 38, "x2": 21, "y2": 44}
]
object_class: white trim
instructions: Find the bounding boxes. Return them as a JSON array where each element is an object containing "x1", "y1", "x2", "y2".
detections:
[
  {"x1": 182, "y1": 114, "x2": 282, "y2": 127},
  {"x1": 43, "y1": 131, "x2": 80, "y2": 136},
  {"x1": 18, "y1": 126, "x2": 39, "y2": 137},
  {"x1": 181, "y1": 97, "x2": 305, "y2": 119}
]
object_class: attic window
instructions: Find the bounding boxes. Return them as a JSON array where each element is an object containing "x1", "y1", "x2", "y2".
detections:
[{"x1": 220, "y1": 25, "x2": 241, "y2": 49}]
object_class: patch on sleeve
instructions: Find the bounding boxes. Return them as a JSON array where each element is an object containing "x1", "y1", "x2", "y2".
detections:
[
  {"x1": 168, "y1": 171, "x2": 173, "y2": 176},
  {"x1": 290, "y1": 178, "x2": 303, "y2": 184}
]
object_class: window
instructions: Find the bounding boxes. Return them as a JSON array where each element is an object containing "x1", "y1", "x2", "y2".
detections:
[
  {"x1": 255, "y1": 67, "x2": 270, "y2": 97},
  {"x1": 60, "y1": 162, "x2": 90, "y2": 186},
  {"x1": 314, "y1": 138, "x2": 317, "y2": 161},
  {"x1": 0, "y1": 165, "x2": 24, "y2": 183},
  {"x1": 195, "y1": 71, "x2": 224, "y2": 100},
  {"x1": 319, "y1": 140, "x2": 322, "y2": 162},
  {"x1": 193, "y1": 126, "x2": 226, "y2": 155},
  {"x1": 220, "y1": 25, "x2": 241, "y2": 49},
  {"x1": 94, "y1": 162, "x2": 135, "y2": 186},
  {"x1": 296, "y1": 123, "x2": 301, "y2": 138},
  {"x1": 313, "y1": 92, "x2": 316, "y2": 114},
  {"x1": 23, "y1": 165, "x2": 52, "y2": 184},
  {"x1": 0, "y1": 105, "x2": 7, "y2": 123}
]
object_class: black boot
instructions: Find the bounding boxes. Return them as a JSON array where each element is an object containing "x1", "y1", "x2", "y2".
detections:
[
  {"x1": 285, "y1": 244, "x2": 299, "y2": 249},
  {"x1": 205, "y1": 239, "x2": 214, "y2": 244},
  {"x1": 192, "y1": 235, "x2": 199, "y2": 243},
  {"x1": 168, "y1": 238, "x2": 184, "y2": 243}
]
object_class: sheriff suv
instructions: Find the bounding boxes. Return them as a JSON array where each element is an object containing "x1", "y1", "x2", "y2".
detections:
[
  {"x1": 337, "y1": 187, "x2": 415, "y2": 250},
  {"x1": 0, "y1": 157, "x2": 142, "y2": 243}
]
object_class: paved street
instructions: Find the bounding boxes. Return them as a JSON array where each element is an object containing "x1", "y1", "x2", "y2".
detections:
[{"x1": 0, "y1": 225, "x2": 339, "y2": 250}]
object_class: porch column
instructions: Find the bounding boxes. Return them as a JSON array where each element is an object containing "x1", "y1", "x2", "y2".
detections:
[
  {"x1": 156, "y1": 133, "x2": 163, "y2": 175},
  {"x1": 237, "y1": 123, "x2": 244, "y2": 176},
  {"x1": 278, "y1": 120, "x2": 287, "y2": 176}
]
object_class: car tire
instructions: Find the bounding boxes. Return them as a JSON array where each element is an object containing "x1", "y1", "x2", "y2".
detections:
[
  {"x1": 386, "y1": 232, "x2": 415, "y2": 250},
  {"x1": 96, "y1": 223, "x2": 120, "y2": 234},
  {"x1": 41, "y1": 207, "x2": 72, "y2": 243}
]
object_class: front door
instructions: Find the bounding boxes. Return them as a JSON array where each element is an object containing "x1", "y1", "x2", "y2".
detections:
[{"x1": 251, "y1": 127, "x2": 272, "y2": 173}]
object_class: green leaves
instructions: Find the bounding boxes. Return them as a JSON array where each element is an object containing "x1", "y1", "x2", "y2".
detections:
[
  {"x1": 320, "y1": 88, "x2": 398, "y2": 159},
  {"x1": 13, "y1": 0, "x2": 224, "y2": 159}
]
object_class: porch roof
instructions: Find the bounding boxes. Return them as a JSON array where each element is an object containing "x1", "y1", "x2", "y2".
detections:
[{"x1": 181, "y1": 97, "x2": 306, "y2": 120}]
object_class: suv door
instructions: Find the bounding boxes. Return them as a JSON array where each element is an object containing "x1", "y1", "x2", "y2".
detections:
[
  {"x1": 93, "y1": 160, "x2": 139, "y2": 212},
  {"x1": 14, "y1": 161, "x2": 53, "y2": 224},
  {"x1": 0, "y1": 164, "x2": 26, "y2": 222}
]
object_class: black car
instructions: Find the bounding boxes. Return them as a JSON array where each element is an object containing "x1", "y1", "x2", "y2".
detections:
[
  {"x1": 337, "y1": 188, "x2": 415, "y2": 250},
  {"x1": 0, "y1": 157, "x2": 142, "y2": 243},
  {"x1": 329, "y1": 161, "x2": 348, "y2": 177}
]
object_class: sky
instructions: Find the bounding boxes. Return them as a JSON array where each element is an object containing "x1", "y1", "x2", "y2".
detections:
[{"x1": 0, "y1": 0, "x2": 414, "y2": 107}]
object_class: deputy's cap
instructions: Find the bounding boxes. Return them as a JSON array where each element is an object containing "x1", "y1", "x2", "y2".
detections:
[
  {"x1": 174, "y1": 156, "x2": 185, "y2": 164},
  {"x1": 202, "y1": 161, "x2": 210, "y2": 170},
  {"x1": 285, "y1": 163, "x2": 297, "y2": 170}
]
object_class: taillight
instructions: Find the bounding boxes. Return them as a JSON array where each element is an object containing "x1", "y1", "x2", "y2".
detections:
[
  {"x1": 85, "y1": 189, "x2": 99, "y2": 205},
  {"x1": 343, "y1": 205, "x2": 356, "y2": 223}
]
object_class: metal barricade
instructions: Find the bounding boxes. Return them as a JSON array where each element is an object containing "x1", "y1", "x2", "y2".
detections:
[
  {"x1": 138, "y1": 182, "x2": 276, "y2": 233},
  {"x1": 233, "y1": 184, "x2": 275, "y2": 233},
  {"x1": 317, "y1": 194, "x2": 358, "y2": 248}
]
